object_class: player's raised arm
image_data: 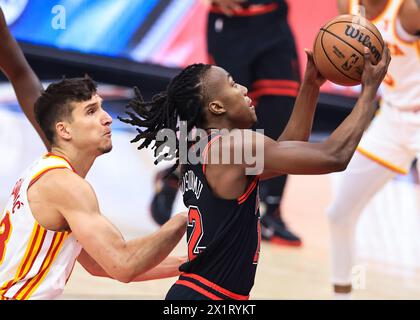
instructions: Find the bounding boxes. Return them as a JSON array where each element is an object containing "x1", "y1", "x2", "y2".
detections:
[
  {"x1": 250, "y1": 47, "x2": 391, "y2": 177},
  {"x1": 277, "y1": 49, "x2": 325, "y2": 142},
  {"x1": 0, "y1": 8, "x2": 48, "y2": 149}
]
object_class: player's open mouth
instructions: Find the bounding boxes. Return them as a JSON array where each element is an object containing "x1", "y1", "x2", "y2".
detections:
[{"x1": 245, "y1": 96, "x2": 253, "y2": 108}]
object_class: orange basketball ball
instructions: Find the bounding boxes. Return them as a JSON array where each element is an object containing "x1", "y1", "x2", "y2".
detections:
[{"x1": 313, "y1": 14, "x2": 384, "y2": 86}]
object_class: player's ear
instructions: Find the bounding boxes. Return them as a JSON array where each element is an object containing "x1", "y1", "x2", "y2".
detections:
[
  {"x1": 56, "y1": 121, "x2": 72, "y2": 141},
  {"x1": 208, "y1": 100, "x2": 226, "y2": 115}
]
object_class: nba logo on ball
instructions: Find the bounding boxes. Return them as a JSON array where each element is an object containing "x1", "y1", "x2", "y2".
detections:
[{"x1": 313, "y1": 14, "x2": 384, "y2": 86}]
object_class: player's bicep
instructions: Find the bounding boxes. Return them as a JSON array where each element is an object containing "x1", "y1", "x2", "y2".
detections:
[
  {"x1": 56, "y1": 179, "x2": 126, "y2": 277},
  {"x1": 77, "y1": 249, "x2": 110, "y2": 277}
]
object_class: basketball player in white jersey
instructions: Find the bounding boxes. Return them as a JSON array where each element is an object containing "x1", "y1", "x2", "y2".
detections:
[
  {"x1": 0, "y1": 9, "x2": 187, "y2": 300},
  {"x1": 327, "y1": 0, "x2": 420, "y2": 298}
]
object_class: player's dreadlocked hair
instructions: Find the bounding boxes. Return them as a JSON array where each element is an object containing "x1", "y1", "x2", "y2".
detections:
[{"x1": 118, "y1": 63, "x2": 212, "y2": 173}]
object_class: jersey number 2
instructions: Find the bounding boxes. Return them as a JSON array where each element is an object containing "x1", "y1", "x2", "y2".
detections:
[
  {"x1": 187, "y1": 206, "x2": 205, "y2": 261},
  {"x1": 0, "y1": 211, "x2": 12, "y2": 265}
]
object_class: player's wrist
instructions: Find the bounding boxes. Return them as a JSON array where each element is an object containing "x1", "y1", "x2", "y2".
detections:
[
  {"x1": 301, "y1": 80, "x2": 321, "y2": 92},
  {"x1": 359, "y1": 88, "x2": 377, "y2": 103}
]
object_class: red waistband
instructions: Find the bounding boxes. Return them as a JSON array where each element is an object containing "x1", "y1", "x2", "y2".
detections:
[
  {"x1": 209, "y1": 3, "x2": 279, "y2": 16},
  {"x1": 176, "y1": 273, "x2": 250, "y2": 300}
]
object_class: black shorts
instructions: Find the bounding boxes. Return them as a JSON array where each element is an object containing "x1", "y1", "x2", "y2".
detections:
[
  {"x1": 207, "y1": 6, "x2": 300, "y2": 88},
  {"x1": 165, "y1": 283, "x2": 211, "y2": 300}
]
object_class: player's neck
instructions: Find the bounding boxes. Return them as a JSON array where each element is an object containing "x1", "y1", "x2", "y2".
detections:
[
  {"x1": 361, "y1": 0, "x2": 388, "y2": 19},
  {"x1": 49, "y1": 146, "x2": 96, "y2": 178},
  {"x1": 205, "y1": 119, "x2": 236, "y2": 132}
]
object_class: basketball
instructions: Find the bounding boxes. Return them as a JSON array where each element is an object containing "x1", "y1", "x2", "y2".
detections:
[{"x1": 313, "y1": 14, "x2": 384, "y2": 86}]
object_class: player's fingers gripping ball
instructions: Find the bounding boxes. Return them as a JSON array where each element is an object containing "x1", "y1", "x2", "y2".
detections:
[{"x1": 313, "y1": 14, "x2": 384, "y2": 86}]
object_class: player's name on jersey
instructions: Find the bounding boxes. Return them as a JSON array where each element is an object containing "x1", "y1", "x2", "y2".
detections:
[{"x1": 180, "y1": 170, "x2": 204, "y2": 200}]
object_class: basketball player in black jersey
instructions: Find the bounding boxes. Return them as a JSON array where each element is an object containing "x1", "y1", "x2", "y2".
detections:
[
  {"x1": 120, "y1": 47, "x2": 391, "y2": 300},
  {"x1": 150, "y1": 0, "x2": 303, "y2": 246}
]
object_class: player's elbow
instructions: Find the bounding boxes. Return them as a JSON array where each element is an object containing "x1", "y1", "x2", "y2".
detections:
[
  {"x1": 323, "y1": 152, "x2": 349, "y2": 172},
  {"x1": 110, "y1": 268, "x2": 135, "y2": 283},
  {"x1": 115, "y1": 274, "x2": 133, "y2": 284},
  {"x1": 331, "y1": 154, "x2": 350, "y2": 172},
  {"x1": 104, "y1": 261, "x2": 137, "y2": 283},
  {"x1": 321, "y1": 142, "x2": 351, "y2": 172}
]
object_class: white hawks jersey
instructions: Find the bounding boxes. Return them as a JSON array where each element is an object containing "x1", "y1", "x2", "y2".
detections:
[
  {"x1": 0, "y1": 153, "x2": 82, "y2": 300},
  {"x1": 350, "y1": 0, "x2": 420, "y2": 111}
]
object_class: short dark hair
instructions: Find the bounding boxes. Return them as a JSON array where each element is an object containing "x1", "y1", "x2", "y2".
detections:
[{"x1": 34, "y1": 77, "x2": 97, "y2": 144}]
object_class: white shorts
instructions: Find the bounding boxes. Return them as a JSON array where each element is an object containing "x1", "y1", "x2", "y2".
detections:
[{"x1": 357, "y1": 101, "x2": 420, "y2": 175}]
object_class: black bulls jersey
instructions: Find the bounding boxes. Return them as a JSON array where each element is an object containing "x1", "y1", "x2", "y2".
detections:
[{"x1": 176, "y1": 133, "x2": 261, "y2": 300}]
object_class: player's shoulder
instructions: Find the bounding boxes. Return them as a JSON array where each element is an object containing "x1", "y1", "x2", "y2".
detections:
[
  {"x1": 35, "y1": 168, "x2": 94, "y2": 200},
  {"x1": 217, "y1": 129, "x2": 261, "y2": 149},
  {"x1": 399, "y1": 0, "x2": 420, "y2": 36}
]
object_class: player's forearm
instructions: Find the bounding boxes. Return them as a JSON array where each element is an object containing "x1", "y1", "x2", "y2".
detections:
[
  {"x1": 0, "y1": 19, "x2": 30, "y2": 80},
  {"x1": 323, "y1": 89, "x2": 377, "y2": 169},
  {"x1": 123, "y1": 214, "x2": 186, "y2": 282},
  {"x1": 277, "y1": 82, "x2": 319, "y2": 142},
  {"x1": 81, "y1": 253, "x2": 183, "y2": 281},
  {"x1": 0, "y1": 18, "x2": 48, "y2": 148},
  {"x1": 131, "y1": 256, "x2": 185, "y2": 281}
]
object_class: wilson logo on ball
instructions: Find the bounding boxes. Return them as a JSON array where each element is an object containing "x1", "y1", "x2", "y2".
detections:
[
  {"x1": 344, "y1": 25, "x2": 382, "y2": 61},
  {"x1": 313, "y1": 14, "x2": 384, "y2": 86}
]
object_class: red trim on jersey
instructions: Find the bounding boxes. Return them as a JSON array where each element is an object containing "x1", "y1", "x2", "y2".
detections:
[
  {"x1": 237, "y1": 176, "x2": 259, "y2": 205},
  {"x1": 18, "y1": 228, "x2": 47, "y2": 279},
  {"x1": 249, "y1": 88, "x2": 299, "y2": 100},
  {"x1": 351, "y1": 0, "x2": 392, "y2": 23},
  {"x1": 250, "y1": 80, "x2": 300, "y2": 100},
  {"x1": 209, "y1": 3, "x2": 278, "y2": 16},
  {"x1": 175, "y1": 280, "x2": 222, "y2": 300},
  {"x1": 28, "y1": 166, "x2": 69, "y2": 189},
  {"x1": 10, "y1": 229, "x2": 50, "y2": 299},
  {"x1": 19, "y1": 232, "x2": 65, "y2": 299},
  {"x1": 253, "y1": 79, "x2": 300, "y2": 90},
  {"x1": 208, "y1": 54, "x2": 216, "y2": 65},
  {"x1": 46, "y1": 153, "x2": 77, "y2": 173},
  {"x1": 202, "y1": 135, "x2": 222, "y2": 175},
  {"x1": 1, "y1": 225, "x2": 47, "y2": 298},
  {"x1": 181, "y1": 273, "x2": 250, "y2": 300}
]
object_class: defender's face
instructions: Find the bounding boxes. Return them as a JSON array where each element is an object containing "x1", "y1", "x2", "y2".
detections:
[
  {"x1": 68, "y1": 94, "x2": 113, "y2": 155},
  {"x1": 206, "y1": 66, "x2": 257, "y2": 128}
]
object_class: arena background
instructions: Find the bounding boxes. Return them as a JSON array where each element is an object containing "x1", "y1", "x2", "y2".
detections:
[{"x1": 0, "y1": 0, "x2": 419, "y2": 299}]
